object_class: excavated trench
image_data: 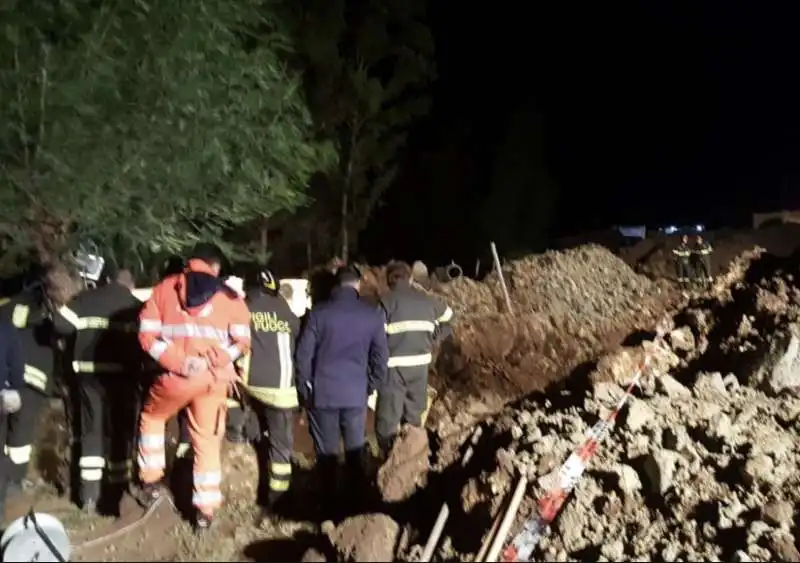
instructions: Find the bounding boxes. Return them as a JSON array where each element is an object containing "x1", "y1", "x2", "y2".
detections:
[{"x1": 382, "y1": 249, "x2": 800, "y2": 562}]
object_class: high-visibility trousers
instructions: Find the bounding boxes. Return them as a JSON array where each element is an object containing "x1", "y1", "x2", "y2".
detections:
[{"x1": 138, "y1": 374, "x2": 228, "y2": 517}]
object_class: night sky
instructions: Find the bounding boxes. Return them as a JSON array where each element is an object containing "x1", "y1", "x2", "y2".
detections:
[{"x1": 362, "y1": 3, "x2": 800, "y2": 268}]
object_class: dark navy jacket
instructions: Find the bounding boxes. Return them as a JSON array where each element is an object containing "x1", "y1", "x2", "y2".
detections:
[
  {"x1": 0, "y1": 319, "x2": 24, "y2": 392},
  {"x1": 295, "y1": 287, "x2": 388, "y2": 409}
]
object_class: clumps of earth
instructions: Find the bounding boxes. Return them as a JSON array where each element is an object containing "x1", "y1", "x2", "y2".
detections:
[{"x1": 409, "y1": 247, "x2": 800, "y2": 562}]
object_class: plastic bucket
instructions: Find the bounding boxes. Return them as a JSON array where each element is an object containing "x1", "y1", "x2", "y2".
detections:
[{"x1": 1, "y1": 512, "x2": 71, "y2": 562}]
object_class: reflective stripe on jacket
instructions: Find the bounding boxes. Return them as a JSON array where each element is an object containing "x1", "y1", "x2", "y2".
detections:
[
  {"x1": 238, "y1": 290, "x2": 300, "y2": 409},
  {"x1": 380, "y1": 282, "x2": 453, "y2": 368},
  {"x1": 138, "y1": 259, "x2": 252, "y2": 379},
  {"x1": 54, "y1": 283, "x2": 144, "y2": 374}
]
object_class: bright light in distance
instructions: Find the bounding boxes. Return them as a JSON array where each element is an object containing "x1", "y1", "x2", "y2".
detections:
[
  {"x1": 696, "y1": 224, "x2": 704, "y2": 232},
  {"x1": 664, "y1": 225, "x2": 678, "y2": 234}
]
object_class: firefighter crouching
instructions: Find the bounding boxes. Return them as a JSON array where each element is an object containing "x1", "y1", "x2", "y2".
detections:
[
  {"x1": 0, "y1": 317, "x2": 24, "y2": 521},
  {"x1": 136, "y1": 243, "x2": 251, "y2": 532},
  {"x1": 235, "y1": 268, "x2": 300, "y2": 521},
  {"x1": 0, "y1": 275, "x2": 60, "y2": 498},
  {"x1": 375, "y1": 261, "x2": 453, "y2": 457},
  {"x1": 691, "y1": 235, "x2": 713, "y2": 289},
  {"x1": 672, "y1": 235, "x2": 693, "y2": 289},
  {"x1": 53, "y1": 268, "x2": 144, "y2": 514}
]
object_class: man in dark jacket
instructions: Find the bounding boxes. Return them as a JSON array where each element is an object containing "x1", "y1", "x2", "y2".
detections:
[
  {"x1": 375, "y1": 261, "x2": 453, "y2": 456},
  {"x1": 0, "y1": 318, "x2": 24, "y2": 520},
  {"x1": 53, "y1": 268, "x2": 145, "y2": 514},
  {"x1": 0, "y1": 283, "x2": 57, "y2": 496},
  {"x1": 295, "y1": 266, "x2": 388, "y2": 515},
  {"x1": 235, "y1": 268, "x2": 301, "y2": 521},
  {"x1": 691, "y1": 235, "x2": 714, "y2": 289},
  {"x1": 672, "y1": 235, "x2": 693, "y2": 289}
]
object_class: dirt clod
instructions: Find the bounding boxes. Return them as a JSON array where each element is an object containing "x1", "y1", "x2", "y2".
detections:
[{"x1": 377, "y1": 425, "x2": 430, "y2": 503}]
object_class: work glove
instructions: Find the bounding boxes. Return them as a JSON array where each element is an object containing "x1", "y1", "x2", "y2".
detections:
[
  {"x1": 206, "y1": 346, "x2": 234, "y2": 369},
  {"x1": 180, "y1": 356, "x2": 209, "y2": 378},
  {"x1": 0, "y1": 389, "x2": 22, "y2": 414}
]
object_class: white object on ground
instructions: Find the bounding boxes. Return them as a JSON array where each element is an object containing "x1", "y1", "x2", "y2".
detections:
[{"x1": 1, "y1": 512, "x2": 71, "y2": 562}]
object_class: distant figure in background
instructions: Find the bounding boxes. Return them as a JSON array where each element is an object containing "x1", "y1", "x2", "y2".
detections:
[
  {"x1": 375, "y1": 261, "x2": 453, "y2": 457},
  {"x1": 691, "y1": 235, "x2": 714, "y2": 289},
  {"x1": 295, "y1": 266, "x2": 388, "y2": 518},
  {"x1": 672, "y1": 235, "x2": 693, "y2": 289},
  {"x1": 0, "y1": 317, "x2": 24, "y2": 521}
]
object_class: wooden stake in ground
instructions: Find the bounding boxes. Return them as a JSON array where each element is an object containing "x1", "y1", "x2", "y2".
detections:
[{"x1": 490, "y1": 242, "x2": 514, "y2": 315}]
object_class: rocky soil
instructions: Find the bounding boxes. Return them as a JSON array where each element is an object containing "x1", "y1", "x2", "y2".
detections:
[{"x1": 409, "y1": 246, "x2": 800, "y2": 562}]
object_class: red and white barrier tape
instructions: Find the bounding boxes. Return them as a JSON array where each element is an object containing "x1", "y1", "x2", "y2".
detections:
[{"x1": 500, "y1": 344, "x2": 661, "y2": 562}]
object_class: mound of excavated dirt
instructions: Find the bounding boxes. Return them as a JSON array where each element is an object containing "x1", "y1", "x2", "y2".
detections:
[
  {"x1": 415, "y1": 249, "x2": 800, "y2": 562},
  {"x1": 426, "y1": 245, "x2": 678, "y2": 427},
  {"x1": 622, "y1": 223, "x2": 800, "y2": 281},
  {"x1": 377, "y1": 425, "x2": 430, "y2": 503},
  {"x1": 326, "y1": 514, "x2": 400, "y2": 562}
]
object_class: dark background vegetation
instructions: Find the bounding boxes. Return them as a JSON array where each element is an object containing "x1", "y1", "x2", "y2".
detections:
[{"x1": 363, "y1": 3, "x2": 800, "y2": 268}]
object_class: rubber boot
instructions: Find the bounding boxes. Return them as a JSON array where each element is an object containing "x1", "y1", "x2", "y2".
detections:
[
  {"x1": 377, "y1": 434, "x2": 396, "y2": 460},
  {"x1": 345, "y1": 447, "x2": 367, "y2": 514}
]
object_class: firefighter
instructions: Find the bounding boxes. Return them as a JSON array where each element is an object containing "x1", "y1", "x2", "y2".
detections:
[
  {"x1": 53, "y1": 268, "x2": 144, "y2": 514},
  {"x1": 0, "y1": 318, "x2": 24, "y2": 521},
  {"x1": 375, "y1": 261, "x2": 453, "y2": 457},
  {"x1": 295, "y1": 266, "x2": 388, "y2": 517},
  {"x1": 236, "y1": 268, "x2": 300, "y2": 521},
  {"x1": 0, "y1": 272, "x2": 60, "y2": 498},
  {"x1": 691, "y1": 235, "x2": 713, "y2": 289},
  {"x1": 221, "y1": 275, "x2": 249, "y2": 444},
  {"x1": 136, "y1": 243, "x2": 251, "y2": 532},
  {"x1": 672, "y1": 234, "x2": 693, "y2": 289}
]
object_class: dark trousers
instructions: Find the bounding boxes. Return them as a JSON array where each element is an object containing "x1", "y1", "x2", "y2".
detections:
[
  {"x1": 249, "y1": 402, "x2": 294, "y2": 506},
  {"x1": 1, "y1": 412, "x2": 9, "y2": 519},
  {"x1": 307, "y1": 407, "x2": 367, "y2": 512},
  {"x1": 6, "y1": 385, "x2": 46, "y2": 485},
  {"x1": 675, "y1": 259, "x2": 692, "y2": 284},
  {"x1": 691, "y1": 255, "x2": 711, "y2": 284},
  {"x1": 375, "y1": 366, "x2": 428, "y2": 452},
  {"x1": 74, "y1": 374, "x2": 138, "y2": 511}
]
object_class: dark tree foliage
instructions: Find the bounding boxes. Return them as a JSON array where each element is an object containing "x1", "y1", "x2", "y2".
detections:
[{"x1": 0, "y1": 0, "x2": 334, "y2": 275}]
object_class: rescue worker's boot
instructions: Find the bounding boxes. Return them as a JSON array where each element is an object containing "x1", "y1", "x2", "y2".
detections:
[
  {"x1": 377, "y1": 434, "x2": 396, "y2": 460},
  {"x1": 225, "y1": 425, "x2": 247, "y2": 445},
  {"x1": 194, "y1": 509, "x2": 213, "y2": 534},
  {"x1": 135, "y1": 480, "x2": 167, "y2": 509},
  {"x1": 80, "y1": 481, "x2": 101, "y2": 515},
  {"x1": 344, "y1": 447, "x2": 368, "y2": 514},
  {"x1": 317, "y1": 455, "x2": 339, "y2": 521}
]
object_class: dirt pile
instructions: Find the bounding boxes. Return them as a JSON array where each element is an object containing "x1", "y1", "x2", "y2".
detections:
[
  {"x1": 377, "y1": 425, "x2": 430, "y2": 503},
  {"x1": 426, "y1": 245, "x2": 677, "y2": 425},
  {"x1": 621, "y1": 223, "x2": 800, "y2": 281},
  {"x1": 416, "y1": 249, "x2": 800, "y2": 562}
]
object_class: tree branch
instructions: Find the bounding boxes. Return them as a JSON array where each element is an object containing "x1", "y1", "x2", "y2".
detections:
[{"x1": 13, "y1": 47, "x2": 30, "y2": 172}]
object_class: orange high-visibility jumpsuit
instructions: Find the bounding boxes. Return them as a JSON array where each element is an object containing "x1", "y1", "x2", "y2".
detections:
[{"x1": 137, "y1": 259, "x2": 251, "y2": 518}]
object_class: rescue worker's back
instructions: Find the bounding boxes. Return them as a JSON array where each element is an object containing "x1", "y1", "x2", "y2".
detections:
[{"x1": 136, "y1": 246, "x2": 251, "y2": 532}]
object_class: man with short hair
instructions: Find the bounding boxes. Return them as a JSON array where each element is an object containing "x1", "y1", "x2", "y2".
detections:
[
  {"x1": 54, "y1": 268, "x2": 145, "y2": 514},
  {"x1": 295, "y1": 266, "x2": 388, "y2": 516},
  {"x1": 136, "y1": 243, "x2": 251, "y2": 532}
]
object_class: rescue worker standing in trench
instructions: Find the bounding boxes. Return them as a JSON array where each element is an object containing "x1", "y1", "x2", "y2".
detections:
[
  {"x1": 375, "y1": 261, "x2": 454, "y2": 456},
  {"x1": 0, "y1": 317, "x2": 24, "y2": 521},
  {"x1": 672, "y1": 234, "x2": 693, "y2": 290},
  {"x1": 136, "y1": 243, "x2": 251, "y2": 532},
  {"x1": 53, "y1": 268, "x2": 144, "y2": 514},
  {"x1": 236, "y1": 268, "x2": 300, "y2": 522},
  {"x1": 0, "y1": 270, "x2": 60, "y2": 498},
  {"x1": 295, "y1": 266, "x2": 388, "y2": 517},
  {"x1": 691, "y1": 235, "x2": 714, "y2": 289}
]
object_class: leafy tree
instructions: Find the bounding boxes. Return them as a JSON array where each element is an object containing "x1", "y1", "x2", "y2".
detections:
[
  {"x1": 481, "y1": 104, "x2": 559, "y2": 255},
  {"x1": 292, "y1": 0, "x2": 436, "y2": 260},
  {"x1": 0, "y1": 0, "x2": 334, "y2": 271}
]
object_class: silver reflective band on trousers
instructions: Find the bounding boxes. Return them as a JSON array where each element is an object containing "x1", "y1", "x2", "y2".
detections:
[{"x1": 1, "y1": 512, "x2": 71, "y2": 562}]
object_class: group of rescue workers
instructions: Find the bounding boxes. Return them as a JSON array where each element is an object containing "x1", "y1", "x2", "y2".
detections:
[
  {"x1": 0, "y1": 244, "x2": 453, "y2": 534},
  {"x1": 672, "y1": 234, "x2": 714, "y2": 289}
]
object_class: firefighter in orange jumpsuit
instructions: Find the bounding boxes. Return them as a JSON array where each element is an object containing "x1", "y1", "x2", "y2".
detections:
[{"x1": 136, "y1": 244, "x2": 251, "y2": 532}]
